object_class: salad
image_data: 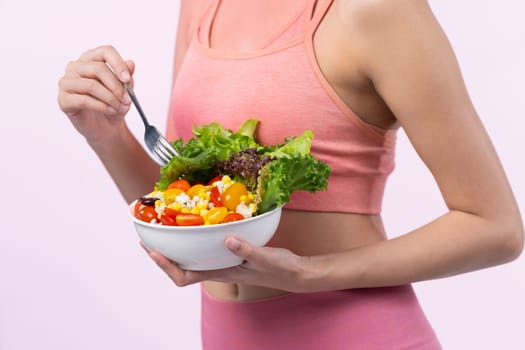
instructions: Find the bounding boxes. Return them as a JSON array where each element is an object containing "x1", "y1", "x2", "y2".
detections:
[{"x1": 133, "y1": 119, "x2": 331, "y2": 226}]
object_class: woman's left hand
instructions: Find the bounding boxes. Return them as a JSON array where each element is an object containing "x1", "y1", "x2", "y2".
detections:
[{"x1": 142, "y1": 237, "x2": 312, "y2": 293}]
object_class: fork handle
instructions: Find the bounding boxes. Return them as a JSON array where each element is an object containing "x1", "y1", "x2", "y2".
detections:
[{"x1": 124, "y1": 83, "x2": 150, "y2": 127}]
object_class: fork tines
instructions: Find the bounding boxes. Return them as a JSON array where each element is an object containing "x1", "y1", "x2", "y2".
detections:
[{"x1": 153, "y1": 137, "x2": 178, "y2": 165}]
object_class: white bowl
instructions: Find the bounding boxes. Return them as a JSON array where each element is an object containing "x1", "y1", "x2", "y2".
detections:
[{"x1": 130, "y1": 202, "x2": 282, "y2": 270}]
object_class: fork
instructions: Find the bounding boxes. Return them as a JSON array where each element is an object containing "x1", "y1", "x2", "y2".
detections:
[{"x1": 124, "y1": 83, "x2": 178, "y2": 166}]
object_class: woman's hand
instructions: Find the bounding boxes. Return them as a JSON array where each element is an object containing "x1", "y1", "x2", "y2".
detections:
[
  {"x1": 142, "y1": 237, "x2": 312, "y2": 293},
  {"x1": 58, "y1": 45, "x2": 134, "y2": 146},
  {"x1": 58, "y1": 45, "x2": 161, "y2": 203}
]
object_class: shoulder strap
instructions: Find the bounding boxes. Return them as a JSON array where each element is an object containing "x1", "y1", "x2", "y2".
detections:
[
  {"x1": 306, "y1": 0, "x2": 334, "y2": 29},
  {"x1": 197, "y1": 0, "x2": 221, "y2": 47}
]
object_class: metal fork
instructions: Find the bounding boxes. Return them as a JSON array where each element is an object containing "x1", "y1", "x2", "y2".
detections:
[{"x1": 124, "y1": 83, "x2": 178, "y2": 165}]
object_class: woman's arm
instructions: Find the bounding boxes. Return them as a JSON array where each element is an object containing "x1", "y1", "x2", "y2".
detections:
[{"x1": 300, "y1": 0, "x2": 524, "y2": 291}]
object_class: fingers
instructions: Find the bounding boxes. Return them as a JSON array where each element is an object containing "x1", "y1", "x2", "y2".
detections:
[
  {"x1": 145, "y1": 237, "x2": 261, "y2": 286},
  {"x1": 79, "y1": 45, "x2": 132, "y2": 83},
  {"x1": 141, "y1": 241, "x2": 247, "y2": 287},
  {"x1": 141, "y1": 243, "x2": 205, "y2": 287},
  {"x1": 148, "y1": 251, "x2": 191, "y2": 286},
  {"x1": 141, "y1": 239, "x2": 306, "y2": 292},
  {"x1": 59, "y1": 75, "x2": 128, "y2": 116},
  {"x1": 58, "y1": 45, "x2": 132, "y2": 116},
  {"x1": 68, "y1": 60, "x2": 130, "y2": 104}
]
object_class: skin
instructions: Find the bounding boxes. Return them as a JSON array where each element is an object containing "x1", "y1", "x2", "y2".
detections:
[{"x1": 58, "y1": 0, "x2": 523, "y2": 301}]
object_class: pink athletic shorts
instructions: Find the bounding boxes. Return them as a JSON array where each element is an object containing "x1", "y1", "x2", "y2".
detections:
[{"x1": 201, "y1": 284, "x2": 442, "y2": 349}]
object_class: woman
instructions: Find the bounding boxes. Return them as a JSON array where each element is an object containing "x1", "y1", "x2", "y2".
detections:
[{"x1": 58, "y1": 0, "x2": 524, "y2": 348}]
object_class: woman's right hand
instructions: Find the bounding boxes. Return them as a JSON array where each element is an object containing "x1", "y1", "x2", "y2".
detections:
[{"x1": 58, "y1": 45, "x2": 134, "y2": 146}]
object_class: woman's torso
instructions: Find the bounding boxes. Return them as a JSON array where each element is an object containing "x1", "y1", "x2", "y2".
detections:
[{"x1": 172, "y1": 0, "x2": 399, "y2": 301}]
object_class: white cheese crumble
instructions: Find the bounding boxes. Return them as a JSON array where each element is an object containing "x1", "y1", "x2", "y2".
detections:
[{"x1": 236, "y1": 203, "x2": 253, "y2": 219}]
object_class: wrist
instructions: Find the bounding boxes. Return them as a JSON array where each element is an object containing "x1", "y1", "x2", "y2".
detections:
[
  {"x1": 297, "y1": 252, "x2": 362, "y2": 293},
  {"x1": 296, "y1": 254, "x2": 333, "y2": 293},
  {"x1": 87, "y1": 123, "x2": 133, "y2": 155},
  {"x1": 85, "y1": 123, "x2": 160, "y2": 203}
]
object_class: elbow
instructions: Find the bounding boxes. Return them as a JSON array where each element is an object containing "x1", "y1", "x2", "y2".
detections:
[
  {"x1": 495, "y1": 216, "x2": 524, "y2": 263},
  {"x1": 509, "y1": 224, "x2": 524, "y2": 261}
]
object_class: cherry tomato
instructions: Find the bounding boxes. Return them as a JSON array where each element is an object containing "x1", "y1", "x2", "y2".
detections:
[
  {"x1": 207, "y1": 176, "x2": 222, "y2": 186},
  {"x1": 168, "y1": 179, "x2": 191, "y2": 192},
  {"x1": 134, "y1": 201, "x2": 143, "y2": 217},
  {"x1": 221, "y1": 183, "x2": 248, "y2": 211},
  {"x1": 210, "y1": 186, "x2": 222, "y2": 207},
  {"x1": 176, "y1": 213, "x2": 204, "y2": 226},
  {"x1": 135, "y1": 197, "x2": 158, "y2": 218},
  {"x1": 137, "y1": 206, "x2": 157, "y2": 223},
  {"x1": 160, "y1": 214, "x2": 177, "y2": 226},
  {"x1": 159, "y1": 207, "x2": 181, "y2": 226},
  {"x1": 164, "y1": 207, "x2": 181, "y2": 218},
  {"x1": 223, "y1": 212, "x2": 245, "y2": 223}
]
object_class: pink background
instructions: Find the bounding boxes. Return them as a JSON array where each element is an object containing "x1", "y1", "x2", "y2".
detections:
[{"x1": 1, "y1": 1, "x2": 523, "y2": 349}]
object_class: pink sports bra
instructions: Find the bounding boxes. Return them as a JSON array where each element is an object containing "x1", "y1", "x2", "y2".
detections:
[{"x1": 166, "y1": 0, "x2": 397, "y2": 214}]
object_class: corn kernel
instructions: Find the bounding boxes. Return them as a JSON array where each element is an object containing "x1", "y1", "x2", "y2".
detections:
[
  {"x1": 197, "y1": 201, "x2": 208, "y2": 210},
  {"x1": 181, "y1": 208, "x2": 190, "y2": 214},
  {"x1": 239, "y1": 195, "x2": 247, "y2": 203},
  {"x1": 168, "y1": 202, "x2": 182, "y2": 211},
  {"x1": 222, "y1": 175, "x2": 232, "y2": 183},
  {"x1": 190, "y1": 208, "x2": 200, "y2": 214}
]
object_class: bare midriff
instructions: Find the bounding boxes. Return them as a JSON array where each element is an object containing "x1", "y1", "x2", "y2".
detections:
[{"x1": 203, "y1": 209, "x2": 387, "y2": 301}]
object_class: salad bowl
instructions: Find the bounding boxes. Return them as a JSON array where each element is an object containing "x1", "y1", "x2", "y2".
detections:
[
  {"x1": 130, "y1": 202, "x2": 282, "y2": 270},
  {"x1": 129, "y1": 118, "x2": 330, "y2": 270}
]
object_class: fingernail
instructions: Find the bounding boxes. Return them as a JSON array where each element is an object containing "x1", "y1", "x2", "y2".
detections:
[
  {"x1": 120, "y1": 71, "x2": 130, "y2": 82},
  {"x1": 227, "y1": 238, "x2": 241, "y2": 251}
]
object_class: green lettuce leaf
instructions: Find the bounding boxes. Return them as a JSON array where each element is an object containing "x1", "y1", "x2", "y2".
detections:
[
  {"x1": 155, "y1": 118, "x2": 331, "y2": 214},
  {"x1": 256, "y1": 154, "x2": 331, "y2": 213},
  {"x1": 156, "y1": 119, "x2": 260, "y2": 190},
  {"x1": 266, "y1": 130, "x2": 313, "y2": 159}
]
